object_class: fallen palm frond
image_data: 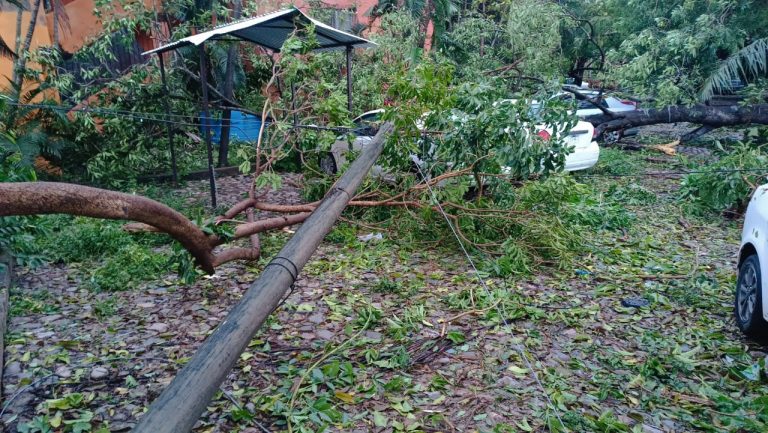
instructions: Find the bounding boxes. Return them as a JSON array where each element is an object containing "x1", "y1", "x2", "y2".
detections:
[{"x1": 0, "y1": 36, "x2": 17, "y2": 60}]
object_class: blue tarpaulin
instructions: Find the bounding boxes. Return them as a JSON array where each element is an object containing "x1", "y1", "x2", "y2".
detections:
[{"x1": 199, "y1": 110, "x2": 268, "y2": 144}]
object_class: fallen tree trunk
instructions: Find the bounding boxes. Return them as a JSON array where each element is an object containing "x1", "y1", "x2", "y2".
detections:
[
  {"x1": 132, "y1": 122, "x2": 394, "y2": 433},
  {"x1": 0, "y1": 183, "x2": 219, "y2": 273},
  {"x1": 594, "y1": 103, "x2": 768, "y2": 137},
  {"x1": 0, "y1": 178, "x2": 409, "y2": 274}
]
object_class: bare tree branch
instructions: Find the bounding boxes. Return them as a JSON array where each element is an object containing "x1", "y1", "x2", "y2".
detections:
[
  {"x1": 232, "y1": 212, "x2": 312, "y2": 240},
  {"x1": 212, "y1": 247, "x2": 260, "y2": 267},
  {"x1": 561, "y1": 86, "x2": 614, "y2": 117}
]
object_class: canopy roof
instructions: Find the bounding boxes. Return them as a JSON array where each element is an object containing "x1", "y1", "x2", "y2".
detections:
[{"x1": 143, "y1": 7, "x2": 375, "y2": 55}]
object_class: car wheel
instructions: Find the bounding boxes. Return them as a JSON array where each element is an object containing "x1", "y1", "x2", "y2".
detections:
[
  {"x1": 319, "y1": 152, "x2": 337, "y2": 175},
  {"x1": 735, "y1": 254, "x2": 768, "y2": 336},
  {"x1": 601, "y1": 130, "x2": 623, "y2": 145}
]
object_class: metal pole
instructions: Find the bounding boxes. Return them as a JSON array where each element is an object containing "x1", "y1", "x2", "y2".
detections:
[
  {"x1": 290, "y1": 81, "x2": 298, "y2": 127},
  {"x1": 157, "y1": 53, "x2": 178, "y2": 183},
  {"x1": 132, "y1": 123, "x2": 394, "y2": 433},
  {"x1": 346, "y1": 45, "x2": 353, "y2": 114},
  {"x1": 198, "y1": 44, "x2": 217, "y2": 208}
]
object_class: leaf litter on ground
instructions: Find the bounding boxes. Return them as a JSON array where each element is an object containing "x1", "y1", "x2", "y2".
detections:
[{"x1": 3, "y1": 153, "x2": 768, "y2": 433}]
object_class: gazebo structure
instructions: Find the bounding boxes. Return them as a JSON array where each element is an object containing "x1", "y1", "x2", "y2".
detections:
[{"x1": 142, "y1": 7, "x2": 376, "y2": 206}]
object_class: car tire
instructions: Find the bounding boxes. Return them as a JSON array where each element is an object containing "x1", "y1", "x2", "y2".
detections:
[
  {"x1": 735, "y1": 254, "x2": 768, "y2": 336},
  {"x1": 601, "y1": 130, "x2": 623, "y2": 145},
  {"x1": 319, "y1": 152, "x2": 338, "y2": 175}
]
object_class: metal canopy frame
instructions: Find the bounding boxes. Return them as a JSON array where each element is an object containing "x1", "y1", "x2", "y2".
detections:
[{"x1": 144, "y1": 7, "x2": 376, "y2": 207}]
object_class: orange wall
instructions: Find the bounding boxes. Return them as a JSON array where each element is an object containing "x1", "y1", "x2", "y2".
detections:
[
  {"x1": 45, "y1": 0, "x2": 100, "y2": 53},
  {"x1": 0, "y1": 8, "x2": 51, "y2": 88},
  {"x1": 45, "y1": 0, "x2": 161, "y2": 53},
  {"x1": 46, "y1": 0, "x2": 381, "y2": 56}
]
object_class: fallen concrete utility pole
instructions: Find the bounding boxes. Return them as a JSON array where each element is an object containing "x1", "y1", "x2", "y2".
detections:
[{"x1": 133, "y1": 122, "x2": 394, "y2": 433}]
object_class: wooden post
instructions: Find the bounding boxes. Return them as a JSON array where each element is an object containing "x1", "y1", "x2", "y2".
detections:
[
  {"x1": 346, "y1": 45, "x2": 353, "y2": 114},
  {"x1": 132, "y1": 123, "x2": 394, "y2": 433},
  {"x1": 199, "y1": 44, "x2": 218, "y2": 208},
  {"x1": 157, "y1": 53, "x2": 178, "y2": 183}
]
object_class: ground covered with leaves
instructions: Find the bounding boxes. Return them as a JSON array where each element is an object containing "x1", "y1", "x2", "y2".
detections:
[{"x1": 3, "y1": 146, "x2": 767, "y2": 433}]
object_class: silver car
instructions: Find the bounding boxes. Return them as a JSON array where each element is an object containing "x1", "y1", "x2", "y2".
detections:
[{"x1": 556, "y1": 90, "x2": 640, "y2": 144}]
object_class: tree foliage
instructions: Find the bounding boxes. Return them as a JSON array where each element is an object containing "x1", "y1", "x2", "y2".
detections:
[
  {"x1": 681, "y1": 136, "x2": 768, "y2": 214},
  {"x1": 599, "y1": 0, "x2": 768, "y2": 103}
]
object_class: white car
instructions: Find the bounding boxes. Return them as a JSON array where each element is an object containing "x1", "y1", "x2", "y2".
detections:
[
  {"x1": 325, "y1": 108, "x2": 600, "y2": 174},
  {"x1": 525, "y1": 120, "x2": 600, "y2": 172},
  {"x1": 736, "y1": 185, "x2": 768, "y2": 336}
]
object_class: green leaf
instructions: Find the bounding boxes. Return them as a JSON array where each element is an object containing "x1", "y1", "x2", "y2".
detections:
[
  {"x1": 516, "y1": 418, "x2": 533, "y2": 432},
  {"x1": 507, "y1": 365, "x2": 529, "y2": 376},
  {"x1": 373, "y1": 411, "x2": 389, "y2": 427}
]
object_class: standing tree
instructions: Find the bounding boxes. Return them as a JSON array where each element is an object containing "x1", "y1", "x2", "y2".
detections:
[
  {"x1": 12, "y1": 0, "x2": 41, "y2": 92},
  {"x1": 374, "y1": 0, "x2": 458, "y2": 51},
  {"x1": 601, "y1": 0, "x2": 768, "y2": 104},
  {"x1": 50, "y1": 0, "x2": 71, "y2": 51}
]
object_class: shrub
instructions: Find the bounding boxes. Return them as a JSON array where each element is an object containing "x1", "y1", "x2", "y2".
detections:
[
  {"x1": 680, "y1": 142, "x2": 768, "y2": 214},
  {"x1": 0, "y1": 215, "x2": 45, "y2": 268},
  {"x1": 36, "y1": 217, "x2": 136, "y2": 263},
  {"x1": 87, "y1": 243, "x2": 167, "y2": 291},
  {"x1": 0, "y1": 137, "x2": 45, "y2": 268},
  {"x1": 31, "y1": 216, "x2": 173, "y2": 291}
]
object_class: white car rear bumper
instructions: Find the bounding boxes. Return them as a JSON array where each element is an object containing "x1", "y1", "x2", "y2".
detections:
[{"x1": 564, "y1": 141, "x2": 600, "y2": 172}]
